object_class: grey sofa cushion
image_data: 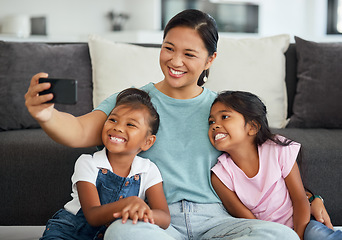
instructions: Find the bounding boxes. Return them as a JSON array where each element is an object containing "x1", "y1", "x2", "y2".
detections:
[
  {"x1": 287, "y1": 36, "x2": 342, "y2": 128},
  {"x1": 0, "y1": 41, "x2": 93, "y2": 131},
  {"x1": 0, "y1": 129, "x2": 97, "y2": 225}
]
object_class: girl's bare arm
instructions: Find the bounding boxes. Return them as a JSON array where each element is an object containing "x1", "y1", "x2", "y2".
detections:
[
  {"x1": 211, "y1": 173, "x2": 256, "y2": 219},
  {"x1": 285, "y1": 162, "x2": 310, "y2": 240},
  {"x1": 77, "y1": 181, "x2": 153, "y2": 227},
  {"x1": 145, "y1": 182, "x2": 171, "y2": 229}
]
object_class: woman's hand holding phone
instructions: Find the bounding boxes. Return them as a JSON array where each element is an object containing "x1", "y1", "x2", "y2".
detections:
[
  {"x1": 25, "y1": 73, "x2": 77, "y2": 123},
  {"x1": 25, "y1": 73, "x2": 55, "y2": 123}
]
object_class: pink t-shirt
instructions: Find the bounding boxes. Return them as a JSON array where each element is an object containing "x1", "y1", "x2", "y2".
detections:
[{"x1": 211, "y1": 137, "x2": 300, "y2": 228}]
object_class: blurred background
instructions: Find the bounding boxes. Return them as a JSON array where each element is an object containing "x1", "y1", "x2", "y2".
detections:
[{"x1": 0, "y1": 0, "x2": 341, "y2": 43}]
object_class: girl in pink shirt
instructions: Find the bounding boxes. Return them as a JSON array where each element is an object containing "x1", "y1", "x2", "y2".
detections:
[{"x1": 209, "y1": 90, "x2": 310, "y2": 240}]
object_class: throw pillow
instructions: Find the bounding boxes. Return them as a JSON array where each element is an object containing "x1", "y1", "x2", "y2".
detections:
[
  {"x1": 0, "y1": 41, "x2": 93, "y2": 131},
  {"x1": 287, "y1": 36, "x2": 342, "y2": 128},
  {"x1": 205, "y1": 34, "x2": 290, "y2": 129},
  {"x1": 88, "y1": 35, "x2": 163, "y2": 108}
]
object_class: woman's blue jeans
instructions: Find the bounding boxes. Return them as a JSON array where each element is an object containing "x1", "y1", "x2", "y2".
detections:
[
  {"x1": 304, "y1": 219, "x2": 342, "y2": 240},
  {"x1": 104, "y1": 200, "x2": 299, "y2": 240}
]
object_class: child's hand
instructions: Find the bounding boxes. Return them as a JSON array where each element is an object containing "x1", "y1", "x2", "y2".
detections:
[
  {"x1": 113, "y1": 196, "x2": 155, "y2": 225},
  {"x1": 311, "y1": 197, "x2": 334, "y2": 229}
]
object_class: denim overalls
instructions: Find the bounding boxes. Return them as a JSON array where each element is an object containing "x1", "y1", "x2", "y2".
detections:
[{"x1": 40, "y1": 168, "x2": 141, "y2": 240}]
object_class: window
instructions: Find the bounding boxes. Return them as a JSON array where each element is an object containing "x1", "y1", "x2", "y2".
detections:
[
  {"x1": 327, "y1": 0, "x2": 342, "y2": 34},
  {"x1": 161, "y1": 0, "x2": 259, "y2": 33}
]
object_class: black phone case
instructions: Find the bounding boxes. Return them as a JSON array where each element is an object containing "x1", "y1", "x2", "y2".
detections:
[{"x1": 39, "y1": 78, "x2": 77, "y2": 104}]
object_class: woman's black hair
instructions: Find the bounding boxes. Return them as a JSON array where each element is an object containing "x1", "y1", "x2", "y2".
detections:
[
  {"x1": 163, "y1": 9, "x2": 219, "y2": 86},
  {"x1": 212, "y1": 91, "x2": 292, "y2": 146},
  {"x1": 115, "y1": 88, "x2": 159, "y2": 135}
]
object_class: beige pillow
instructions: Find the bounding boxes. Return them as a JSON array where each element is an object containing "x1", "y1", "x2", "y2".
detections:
[
  {"x1": 88, "y1": 35, "x2": 163, "y2": 108},
  {"x1": 205, "y1": 34, "x2": 290, "y2": 128}
]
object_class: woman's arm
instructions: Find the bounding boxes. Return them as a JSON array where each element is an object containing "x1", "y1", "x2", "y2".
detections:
[
  {"x1": 41, "y1": 109, "x2": 106, "y2": 147},
  {"x1": 144, "y1": 182, "x2": 171, "y2": 229},
  {"x1": 211, "y1": 173, "x2": 256, "y2": 219},
  {"x1": 25, "y1": 73, "x2": 106, "y2": 147},
  {"x1": 285, "y1": 162, "x2": 310, "y2": 240},
  {"x1": 77, "y1": 181, "x2": 152, "y2": 227}
]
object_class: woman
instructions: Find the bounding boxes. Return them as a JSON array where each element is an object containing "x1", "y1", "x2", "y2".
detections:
[{"x1": 25, "y1": 9, "x2": 331, "y2": 240}]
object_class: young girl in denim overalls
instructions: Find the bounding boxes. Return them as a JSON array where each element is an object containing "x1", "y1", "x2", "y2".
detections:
[{"x1": 40, "y1": 88, "x2": 170, "y2": 240}]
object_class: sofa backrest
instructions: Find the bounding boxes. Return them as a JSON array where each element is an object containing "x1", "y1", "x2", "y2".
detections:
[{"x1": 0, "y1": 41, "x2": 297, "y2": 132}]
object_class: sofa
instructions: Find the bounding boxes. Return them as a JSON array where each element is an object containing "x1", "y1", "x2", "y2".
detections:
[{"x1": 0, "y1": 34, "x2": 341, "y2": 239}]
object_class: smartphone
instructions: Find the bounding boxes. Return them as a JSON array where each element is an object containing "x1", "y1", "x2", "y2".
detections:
[{"x1": 39, "y1": 78, "x2": 77, "y2": 104}]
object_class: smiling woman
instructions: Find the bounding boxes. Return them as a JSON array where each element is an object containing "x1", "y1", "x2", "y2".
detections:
[{"x1": 156, "y1": 26, "x2": 216, "y2": 99}]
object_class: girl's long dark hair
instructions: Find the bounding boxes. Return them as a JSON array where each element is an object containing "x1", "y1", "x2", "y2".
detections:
[{"x1": 212, "y1": 91, "x2": 292, "y2": 146}]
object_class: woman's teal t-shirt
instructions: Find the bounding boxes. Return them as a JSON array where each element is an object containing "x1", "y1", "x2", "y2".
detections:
[{"x1": 95, "y1": 83, "x2": 222, "y2": 204}]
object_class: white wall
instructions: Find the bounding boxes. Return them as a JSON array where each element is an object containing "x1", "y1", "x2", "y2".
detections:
[
  {"x1": 123, "y1": 0, "x2": 161, "y2": 30},
  {"x1": 259, "y1": 0, "x2": 309, "y2": 37},
  {"x1": 258, "y1": 0, "x2": 336, "y2": 41},
  {"x1": 0, "y1": 0, "x2": 341, "y2": 42},
  {"x1": 0, "y1": 0, "x2": 125, "y2": 38}
]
